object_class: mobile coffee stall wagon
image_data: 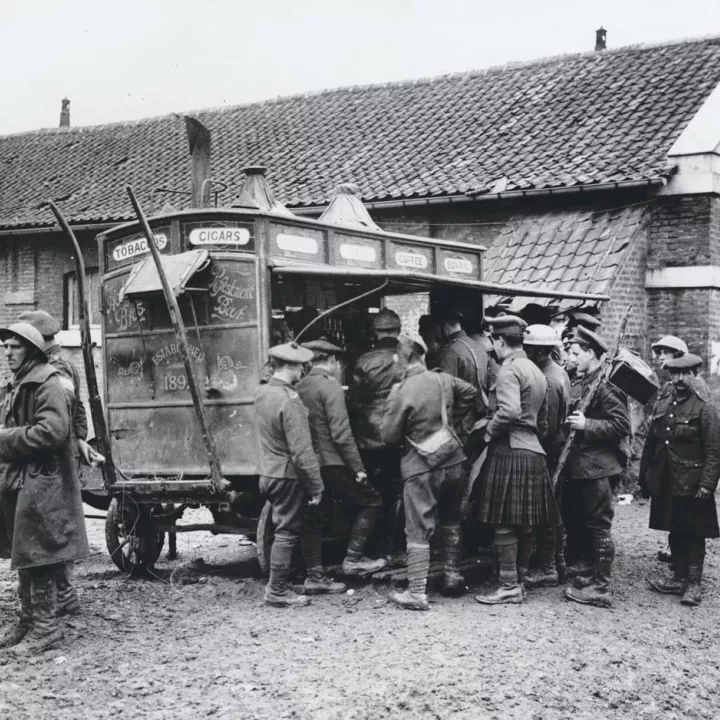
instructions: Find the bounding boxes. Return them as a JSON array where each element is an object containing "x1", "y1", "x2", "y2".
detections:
[{"x1": 57, "y1": 119, "x2": 609, "y2": 574}]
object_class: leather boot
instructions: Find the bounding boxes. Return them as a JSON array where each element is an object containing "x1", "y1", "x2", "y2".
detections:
[
  {"x1": 55, "y1": 562, "x2": 80, "y2": 617},
  {"x1": 303, "y1": 567, "x2": 346, "y2": 595},
  {"x1": 390, "y1": 542, "x2": 429, "y2": 610},
  {"x1": 681, "y1": 538, "x2": 704, "y2": 607},
  {"x1": 525, "y1": 526, "x2": 559, "y2": 589},
  {"x1": 564, "y1": 537, "x2": 614, "y2": 609},
  {"x1": 12, "y1": 566, "x2": 63, "y2": 656},
  {"x1": 0, "y1": 570, "x2": 32, "y2": 649},
  {"x1": 475, "y1": 529, "x2": 523, "y2": 605},
  {"x1": 440, "y1": 524, "x2": 466, "y2": 597},
  {"x1": 649, "y1": 534, "x2": 687, "y2": 596},
  {"x1": 342, "y1": 509, "x2": 386, "y2": 575},
  {"x1": 265, "y1": 533, "x2": 310, "y2": 608}
]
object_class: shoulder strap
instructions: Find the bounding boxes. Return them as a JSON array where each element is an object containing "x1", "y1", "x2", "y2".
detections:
[{"x1": 433, "y1": 371, "x2": 448, "y2": 426}]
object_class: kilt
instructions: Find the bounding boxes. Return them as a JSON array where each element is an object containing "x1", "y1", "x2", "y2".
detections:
[
  {"x1": 476, "y1": 439, "x2": 558, "y2": 527},
  {"x1": 649, "y1": 470, "x2": 719, "y2": 538}
]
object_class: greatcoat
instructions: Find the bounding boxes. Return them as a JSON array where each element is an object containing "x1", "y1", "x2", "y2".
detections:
[{"x1": 0, "y1": 358, "x2": 90, "y2": 569}]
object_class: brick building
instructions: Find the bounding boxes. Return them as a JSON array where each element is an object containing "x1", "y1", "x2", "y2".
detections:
[{"x1": 2, "y1": 36, "x2": 720, "y2": 402}]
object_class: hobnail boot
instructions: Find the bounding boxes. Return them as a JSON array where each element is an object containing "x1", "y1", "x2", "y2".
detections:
[
  {"x1": 342, "y1": 556, "x2": 387, "y2": 576},
  {"x1": 264, "y1": 589, "x2": 311, "y2": 608},
  {"x1": 565, "y1": 537, "x2": 614, "y2": 609},
  {"x1": 525, "y1": 567, "x2": 559, "y2": 589},
  {"x1": 12, "y1": 567, "x2": 62, "y2": 656},
  {"x1": 0, "y1": 620, "x2": 31, "y2": 649},
  {"x1": 474, "y1": 584, "x2": 524, "y2": 605},
  {"x1": 681, "y1": 548, "x2": 703, "y2": 607},
  {"x1": 389, "y1": 589, "x2": 429, "y2": 611},
  {"x1": 303, "y1": 571, "x2": 347, "y2": 595}
]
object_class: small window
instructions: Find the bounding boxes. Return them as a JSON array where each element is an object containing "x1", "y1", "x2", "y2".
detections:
[{"x1": 65, "y1": 268, "x2": 102, "y2": 328}]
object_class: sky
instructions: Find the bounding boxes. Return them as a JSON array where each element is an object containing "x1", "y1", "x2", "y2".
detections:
[{"x1": 1, "y1": 0, "x2": 720, "y2": 136}]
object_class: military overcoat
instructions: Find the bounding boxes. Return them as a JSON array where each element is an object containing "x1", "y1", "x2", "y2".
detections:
[{"x1": 0, "y1": 359, "x2": 90, "y2": 569}]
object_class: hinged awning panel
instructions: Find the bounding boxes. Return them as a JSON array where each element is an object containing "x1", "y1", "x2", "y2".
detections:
[
  {"x1": 120, "y1": 249, "x2": 210, "y2": 301},
  {"x1": 270, "y1": 261, "x2": 609, "y2": 302}
]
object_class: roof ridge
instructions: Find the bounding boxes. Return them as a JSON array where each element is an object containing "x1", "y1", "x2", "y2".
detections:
[{"x1": 3, "y1": 34, "x2": 720, "y2": 139}]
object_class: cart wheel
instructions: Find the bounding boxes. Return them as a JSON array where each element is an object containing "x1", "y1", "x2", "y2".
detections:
[
  {"x1": 105, "y1": 498, "x2": 165, "y2": 575},
  {"x1": 256, "y1": 500, "x2": 274, "y2": 577}
]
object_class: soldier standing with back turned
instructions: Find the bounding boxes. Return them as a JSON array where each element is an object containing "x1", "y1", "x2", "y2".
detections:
[
  {"x1": 254, "y1": 342, "x2": 342, "y2": 608},
  {"x1": 349, "y1": 308, "x2": 405, "y2": 562}
]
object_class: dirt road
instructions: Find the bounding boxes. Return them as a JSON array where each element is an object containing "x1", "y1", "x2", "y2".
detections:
[{"x1": 1, "y1": 500, "x2": 718, "y2": 720}]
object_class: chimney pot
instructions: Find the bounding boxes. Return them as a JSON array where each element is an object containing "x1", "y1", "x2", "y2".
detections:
[
  {"x1": 59, "y1": 97, "x2": 70, "y2": 128},
  {"x1": 595, "y1": 27, "x2": 607, "y2": 52}
]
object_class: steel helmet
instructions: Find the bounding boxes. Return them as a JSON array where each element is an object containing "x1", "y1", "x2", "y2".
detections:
[
  {"x1": 651, "y1": 335, "x2": 688, "y2": 355},
  {"x1": 523, "y1": 324, "x2": 560, "y2": 347},
  {"x1": 0, "y1": 322, "x2": 48, "y2": 357},
  {"x1": 372, "y1": 308, "x2": 401, "y2": 332}
]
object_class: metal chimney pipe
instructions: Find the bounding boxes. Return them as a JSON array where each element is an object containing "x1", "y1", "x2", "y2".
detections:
[{"x1": 184, "y1": 116, "x2": 211, "y2": 208}]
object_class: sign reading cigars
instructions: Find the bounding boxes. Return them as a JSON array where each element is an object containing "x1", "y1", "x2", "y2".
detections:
[{"x1": 189, "y1": 227, "x2": 250, "y2": 246}]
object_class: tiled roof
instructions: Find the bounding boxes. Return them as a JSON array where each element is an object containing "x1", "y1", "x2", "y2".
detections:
[
  {"x1": 484, "y1": 204, "x2": 647, "y2": 307},
  {"x1": 2, "y1": 37, "x2": 720, "y2": 229}
]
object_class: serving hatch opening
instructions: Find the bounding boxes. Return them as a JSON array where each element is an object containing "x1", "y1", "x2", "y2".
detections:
[{"x1": 119, "y1": 249, "x2": 210, "y2": 301}]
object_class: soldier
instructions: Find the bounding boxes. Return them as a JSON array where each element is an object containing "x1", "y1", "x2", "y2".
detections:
[
  {"x1": 254, "y1": 342, "x2": 344, "y2": 608},
  {"x1": 522, "y1": 324, "x2": 571, "y2": 587},
  {"x1": 437, "y1": 309, "x2": 489, "y2": 445},
  {"x1": 641, "y1": 354, "x2": 720, "y2": 606},
  {"x1": 474, "y1": 316, "x2": 558, "y2": 606},
  {"x1": 18, "y1": 310, "x2": 102, "y2": 617},
  {"x1": 296, "y1": 339, "x2": 386, "y2": 576},
  {"x1": 381, "y1": 334, "x2": 477, "y2": 609},
  {"x1": 0, "y1": 323, "x2": 89, "y2": 654},
  {"x1": 651, "y1": 335, "x2": 709, "y2": 399},
  {"x1": 563, "y1": 326, "x2": 631, "y2": 609},
  {"x1": 418, "y1": 315, "x2": 441, "y2": 369},
  {"x1": 348, "y1": 308, "x2": 405, "y2": 561}
]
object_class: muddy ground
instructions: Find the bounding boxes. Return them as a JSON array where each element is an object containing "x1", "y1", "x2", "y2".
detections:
[{"x1": 1, "y1": 499, "x2": 719, "y2": 720}]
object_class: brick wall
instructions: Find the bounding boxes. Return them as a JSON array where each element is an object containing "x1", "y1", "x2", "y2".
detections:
[
  {"x1": 647, "y1": 195, "x2": 712, "y2": 269},
  {"x1": 604, "y1": 225, "x2": 649, "y2": 356}
]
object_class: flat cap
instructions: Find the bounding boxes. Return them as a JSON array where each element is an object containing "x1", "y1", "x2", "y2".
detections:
[
  {"x1": 17, "y1": 310, "x2": 61, "y2": 337},
  {"x1": 571, "y1": 325, "x2": 608, "y2": 354},
  {"x1": 372, "y1": 308, "x2": 401, "y2": 331},
  {"x1": 486, "y1": 314, "x2": 528, "y2": 337},
  {"x1": 524, "y1": 324, "x2": 560, "y2": 347},
  {"x1": 398, "y1": 333, "x2": 428, "y2": 356},
  {"x1": 651, "y1": 335, "x2": 688, "y2": 355},
  {"x1": 0, "y1": 322, "x2": 47, "y2": 357},
  {"x1": 301, "y1": 339, "x2": 344, "y2": 355},
  {"x1": 665, "y1": 353, "x2": 703, "y2": 371},
  {"x1": 268, "y1": 342, "x2": 314, "y2": 364},
  {"x1": 569, "y1": 311, "x2": 602, "y2": 330}
]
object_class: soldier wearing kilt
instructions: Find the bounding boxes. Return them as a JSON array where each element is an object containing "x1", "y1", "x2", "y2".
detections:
[
  {"x1": 641, "y1": 353, "x2": 720, "y2": 607},
  {"x1": 474, "y1": 316, "x2": 558, "y2": 606}
]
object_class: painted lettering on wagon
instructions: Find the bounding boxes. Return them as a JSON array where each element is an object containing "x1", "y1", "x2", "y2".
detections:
[
  {"x1": 106, "y1": 293, "x2": 147, "y2": 332},
  {"x1": 209, "y1": 264, "x2": 255, "y2": 322},
  {"x1": 152, "y1": 343, "x2": 204, "y2": 366}
]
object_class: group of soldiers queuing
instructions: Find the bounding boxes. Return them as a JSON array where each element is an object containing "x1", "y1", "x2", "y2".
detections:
[
  {"x1": 0, "y1": 300, "x2": 715, "y2": 657},
  {"x1": 256, "y1": 303, "x2": 720, "y2": 611}
]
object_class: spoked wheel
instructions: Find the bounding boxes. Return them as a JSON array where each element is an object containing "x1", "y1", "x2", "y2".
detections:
[{"x1": 105, "y1": 497, "x2": 165, "y2": 575}]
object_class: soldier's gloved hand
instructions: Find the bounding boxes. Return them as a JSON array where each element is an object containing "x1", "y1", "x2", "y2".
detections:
[
  {"x1": 695, "y1": 487, "x2": 712, "y2": 500},
  {"x1": 355, "y1": 471, "x2": 368, "y2": 486},
  {"x1": 307, "y1": 494, "x2": 323, "y2": 506}
]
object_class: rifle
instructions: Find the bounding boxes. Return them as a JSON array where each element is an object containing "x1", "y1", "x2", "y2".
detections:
[
  {"x1": 550, "y1": 305, "x2": 632, "y2": 489},
  {"x1": 47, "y1": 201, "x2": 117, "y2": 489}
]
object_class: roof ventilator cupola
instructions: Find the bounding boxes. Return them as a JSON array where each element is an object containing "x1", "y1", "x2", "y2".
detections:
[
  {"x1": 319, "y1": 183, "x2": 382, "y2": 231},
  {"x1": 231, "y1": 166, "x2": 294, "y2": 216}
]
